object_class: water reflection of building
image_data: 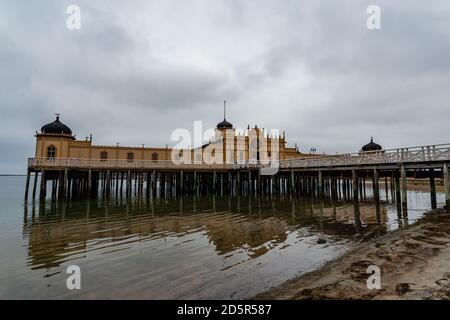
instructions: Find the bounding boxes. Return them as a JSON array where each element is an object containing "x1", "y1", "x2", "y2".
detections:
[
  {"x1": 24, "y1": 198, "x2": 290, "y2": 269},
  {"x1": 23, "y1": 196, "x2": 389, "y2": 270},
  {"x1": 316, "y1": 202, "x2": 389, "y2": 225}
]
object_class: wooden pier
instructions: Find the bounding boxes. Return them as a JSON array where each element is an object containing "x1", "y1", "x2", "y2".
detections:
[{"x1": 25, "y1": 143, "x2": 450, "y2": 221}]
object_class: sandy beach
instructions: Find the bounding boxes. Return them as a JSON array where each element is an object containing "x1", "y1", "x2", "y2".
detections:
[{"x1": 254, "y1": 210, "x2": 450, "y2": 300}]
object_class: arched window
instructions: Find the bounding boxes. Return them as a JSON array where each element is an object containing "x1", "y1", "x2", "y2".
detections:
[
  {"x1": 100, "y1": 151, "x2": 108, "y2": 161},
  {"x1": 127, "y1": 152, "x2": 134, "y2": 162},
  {"x1": 152, "y1": 152, "x2": 159, "y2": 161},
  {"x1": 47, "y1": 145, "x2": 56, "y2": 160}
]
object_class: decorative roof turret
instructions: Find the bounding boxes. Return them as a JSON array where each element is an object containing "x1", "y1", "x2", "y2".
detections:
[
  {"x1": 41, "y1": 114, "x2": 73, "y2": 135},
  {"x1": 361, "y1": 137, "x2": 382, "y2": 152}
]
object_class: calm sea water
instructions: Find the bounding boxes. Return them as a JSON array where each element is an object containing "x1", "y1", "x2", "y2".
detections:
[{"x1": 0, "y1": 176, "x2": 445, "y2": 299}]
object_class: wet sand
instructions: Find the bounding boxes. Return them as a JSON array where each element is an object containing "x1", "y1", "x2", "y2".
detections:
[{"x1": 254, "y1": 210, "x2": 450, "y2": 300}]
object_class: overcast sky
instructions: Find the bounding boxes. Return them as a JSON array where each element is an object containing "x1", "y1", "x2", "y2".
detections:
[{"x1": 1, "y1": 0, "x2": 449, "y2": 173}]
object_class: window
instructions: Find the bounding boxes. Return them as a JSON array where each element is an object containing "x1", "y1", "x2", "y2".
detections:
[
  {"x1": 152, "y1": 152, "x2": 159, "y2": 161},
  {"x1": 47, "y1": 145, "x2": 56, "y2": 160},
  {"x1": 127, "y1": 152, "x2": 134, "y2": 162},
  {"x1": 100, "y1": 151, "x2": 108, "y2": 161}
]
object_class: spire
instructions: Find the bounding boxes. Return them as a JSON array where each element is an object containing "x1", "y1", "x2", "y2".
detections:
[
  {"x1": 55, "y1": 113, "x2": 61, "y2": 121},
  {"x1": 216, "y1": 101, "x2": 233, "y2": 129},
  {"x1": 371, "y1": 136, "x2": 373, "y2": 142},
  {"x1": 223, "y1": 100, "x2": 226, "y2": 120}
]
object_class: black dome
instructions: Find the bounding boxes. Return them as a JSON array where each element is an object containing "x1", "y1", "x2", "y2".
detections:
[
  {"x1": 217, "y1": 119, "x2": 233, "y2": 129},
  {"x1": 361, "y1": 137, "x2": 382, "y2": 152},
  {"x1": 41, "y1": 115, "x2": 72, "y2": 135}
]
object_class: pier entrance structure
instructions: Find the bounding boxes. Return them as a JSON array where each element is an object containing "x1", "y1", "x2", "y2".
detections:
[{"x1": 26, "y1": 115, "x2": 450, "y2": 221}]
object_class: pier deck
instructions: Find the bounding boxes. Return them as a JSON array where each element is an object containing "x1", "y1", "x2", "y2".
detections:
[{"x1": 25, "y1": 142, "x2": 450, "y2": 221}]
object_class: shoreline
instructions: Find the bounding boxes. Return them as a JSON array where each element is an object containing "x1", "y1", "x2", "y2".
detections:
[{"x1": 253, "y1": 209, "x2": 450, "y2": 300}]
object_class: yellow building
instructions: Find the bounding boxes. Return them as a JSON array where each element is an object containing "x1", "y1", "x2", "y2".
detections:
[{"x1": 35, "y1": 114, "x2": 304, "y2": 164}]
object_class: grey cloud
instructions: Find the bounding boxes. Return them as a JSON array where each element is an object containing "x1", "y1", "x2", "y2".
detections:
[{"x1": 0, "y1": 0, "x2": 450, "y2": 173}]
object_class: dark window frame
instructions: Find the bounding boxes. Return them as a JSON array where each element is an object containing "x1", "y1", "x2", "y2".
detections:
[
  {"x1": 100, "y1": 151, "x2": 108, "y2": 161},
  {"x1": 47, "y1": 145, "x2": 56, "y2": 160}
]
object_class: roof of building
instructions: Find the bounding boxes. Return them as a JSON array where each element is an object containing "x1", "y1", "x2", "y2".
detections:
[
  {"x1": 361, "y1": 137, "x2": 382, "y2": 152},
  {"x1": 41, "y1": 115, "x2": 73, "y2": 135},
  {"x1": 216, "y1": 118, "x2": 233, "y2": 129}
]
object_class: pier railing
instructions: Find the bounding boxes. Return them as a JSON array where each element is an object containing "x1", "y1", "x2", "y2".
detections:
[
  {"x1": 28, "y1": 143, "x2": 450, "y2": 171},
  {"x1": 280, "y1": 143, "x2": 450, "y2": 169}
]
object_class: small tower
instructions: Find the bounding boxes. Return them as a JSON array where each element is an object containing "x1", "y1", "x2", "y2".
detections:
[
  {"x1": 36, "y1": 114, "x2": 75, "y2": 159},
  {"x1": 215, "y1": 101, "x2": 235, "y2": 163}
]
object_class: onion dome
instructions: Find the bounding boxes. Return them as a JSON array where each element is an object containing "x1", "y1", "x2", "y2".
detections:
[
  {"x1": 361, "y1": 137, "x2": 382, "y2": 152},
  {"x1": 217, "y1": 118, "x2": 233, "y2": 129},
  {"x1": 41, "y1": 115, "x2": 72, "y2": 135}
]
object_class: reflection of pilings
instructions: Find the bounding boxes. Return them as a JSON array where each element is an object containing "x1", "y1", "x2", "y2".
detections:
[
  {"x1": 429, "y1": 168, "x2": 437, "y2": 209},
  {"x1": 342, "y1": 174, "x2": 347, "y2": 201},
  {"x1": 57, "y1": 170, "x2": 63, "y2": 200},
  {"x1": 51, "y1": 178, "x2": 57, "y2": 201},
  {"x1": 331, "y1": 176, "x2": 337, "y2": 201},
  {"x1": 364, "y1": 176, "x2": 367, "y2": 200},
  {"x1": 373, "y1": 168, "x2": 381, "y2": 223},
  {"x1": 390, "y1": 171, "x2": 395, "y2": 205},
  {"x1": 63, "y1": 168, "x2": 68, "y2": 199},
  {"x1": 126, "y1": 170, "x2": 131, "y2": 197},
  {"x1": 116, "y1": 172, "x2": 120, "y2": 198},
  {"x1": 32, "y1": 171, "x2": 38, "y2": 199},
  {"x1": 384, "y1": 176, "x2": 389, "y2": 202},
  {"x1": 394, "y1": 172, "x2": 402, "y2": 218},
  {"x1": 193, "y1": 170, "x2": 197, "y2": 196},
  {"x1": 401, "y1": 165, "x2": 408, "y2": 217},
  {"x1": 352, "y1": 169, "x2": 361, "y2": 227},
  {"x1": 120, "y1": 172, "x2": 124, "y2": 197},
  {"x1": 248, "y1": 170, "x2": 252, "y2": 195},
  {"x1": 29, "y1": 164, "x2": 447, "y2": 223},
  {"x1": 179, "y1": 170, "x2": 183, "y2": 196},
  {"x1": 134, "y1": 172, "x2": 138, "y2": 197},
  {"x1": 39, "y1": 169, "x2": 46, "y2": 201},
  {"x1": 360, "y1": 177, "x2": 365, "y2": 201},
  {"x1": 444, "y1": 163, "x2": 450, "y2": 212},
  {"x1": 318, "y1": 170, "x2": 323, "y2": 199},
  {"x1": 106, "y1": 170, "x2": 111, "y2": 198},
  {"x1": 290, "y1": 170, "x2": 295, "y2": 194},
  {"x1": 24, "y1": 169, "x2": 31, "y2": 201},
  {"x1": 152, "y1": 170, "x2": 156, "y2": 197}
]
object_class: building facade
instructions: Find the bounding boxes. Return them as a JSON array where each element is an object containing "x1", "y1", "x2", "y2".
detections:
[{"x1": 35, "y1": 115, "x2": 305, "y2": 164}]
